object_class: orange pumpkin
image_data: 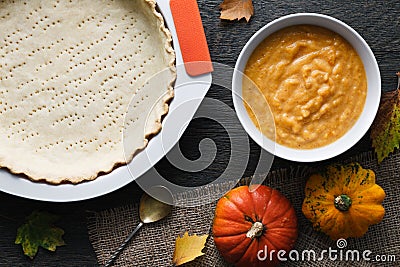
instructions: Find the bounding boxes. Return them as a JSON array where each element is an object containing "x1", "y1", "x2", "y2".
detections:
[{"x1": 212, "y1": 185, "x2": 298, "y2": 267}]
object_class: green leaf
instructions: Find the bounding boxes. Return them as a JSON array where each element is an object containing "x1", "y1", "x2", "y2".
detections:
[
  {"x1": 15, "y1": 210, "x2": 65, "y2": 259},
  {"x1": 371, "y1": 73, "x2": 400, "y2": 163}
]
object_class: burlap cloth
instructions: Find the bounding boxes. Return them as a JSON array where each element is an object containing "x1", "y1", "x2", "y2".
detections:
[{"x1": 87, "y1": 150, "x2": 400, "y2": 266}]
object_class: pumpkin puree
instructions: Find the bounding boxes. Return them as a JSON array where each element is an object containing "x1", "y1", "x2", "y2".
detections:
[{"x1": 244, "y1": 25, "x2": 367, "y2": 149}]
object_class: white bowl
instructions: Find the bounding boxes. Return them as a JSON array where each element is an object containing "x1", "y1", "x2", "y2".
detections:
[{"x1": 232, "y1": 13, "x2": 381, "y2": 162}]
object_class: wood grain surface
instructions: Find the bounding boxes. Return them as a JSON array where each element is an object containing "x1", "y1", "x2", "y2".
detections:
[{"x1": 0, "y1": 0, "x2": 399, "y2": 266}]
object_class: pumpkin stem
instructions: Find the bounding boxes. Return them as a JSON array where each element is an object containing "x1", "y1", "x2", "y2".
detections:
[
  {"x1": 334, "y1": 194, "x2": 352, "y2": 211},
  {"x1": 246, "y1": 221, "x2": 264, "y2": 239}
]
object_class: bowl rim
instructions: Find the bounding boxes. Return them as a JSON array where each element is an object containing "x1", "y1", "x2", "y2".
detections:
[{"x1": 232, "y1": 12, "x2": 381, "y2": 162}]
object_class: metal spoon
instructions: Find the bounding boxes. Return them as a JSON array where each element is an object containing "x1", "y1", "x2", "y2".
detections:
[{"x1": 104, "y1": 192, "x2": 172, "y2": 267}]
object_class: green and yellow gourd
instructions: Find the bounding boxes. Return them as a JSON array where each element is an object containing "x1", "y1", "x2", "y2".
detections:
[{"x1": 302, "y1": 163, "x2": 386, "y2": 240}]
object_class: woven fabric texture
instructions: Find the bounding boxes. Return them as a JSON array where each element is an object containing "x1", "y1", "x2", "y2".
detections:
[{"x1": 87, "y1": 150, "x2": 399, "y2": 266}]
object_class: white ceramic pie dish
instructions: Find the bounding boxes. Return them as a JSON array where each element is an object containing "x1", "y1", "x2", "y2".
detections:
[
  {"x1": 0, "y1": 0, "x2": 212, "y2": 202},
  {"x1": 232, "y1": 13, "x2": 381, "y2": 162}
]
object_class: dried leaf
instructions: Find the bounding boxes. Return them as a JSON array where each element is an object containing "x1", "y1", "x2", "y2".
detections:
[
  {"x1": 172, "y1": 232, "x2": 208, "y2": 266},
  {"x1": 220, "y1": 0, "x2": 254, "y2": 22},
  {"x1": 371, "y1": 73, "x2": 400, "y2": 163},
  {"x1": 15, "y1": 210, "x2": 65, "y2": 259}
]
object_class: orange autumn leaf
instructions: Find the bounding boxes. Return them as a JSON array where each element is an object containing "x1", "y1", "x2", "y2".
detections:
[
  {"x1": 220, "y1": 0, "x2": 254, "y2": 22},
  {"x1": 172, "y1": 232, "x2": 208, "y2": 266}
]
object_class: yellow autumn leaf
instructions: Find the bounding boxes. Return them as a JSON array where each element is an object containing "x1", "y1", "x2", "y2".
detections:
[
  {"x1": 172, "y1": 232, "x2": 208, "y2": 266},
  {"x1": 220, "y1": 0, "x2": 254, "y2": 22}
]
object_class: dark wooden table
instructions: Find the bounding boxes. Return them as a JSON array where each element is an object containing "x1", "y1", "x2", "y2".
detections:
[{"x1": 1, "y1": 0, "x2": 399, "y2": 266}]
